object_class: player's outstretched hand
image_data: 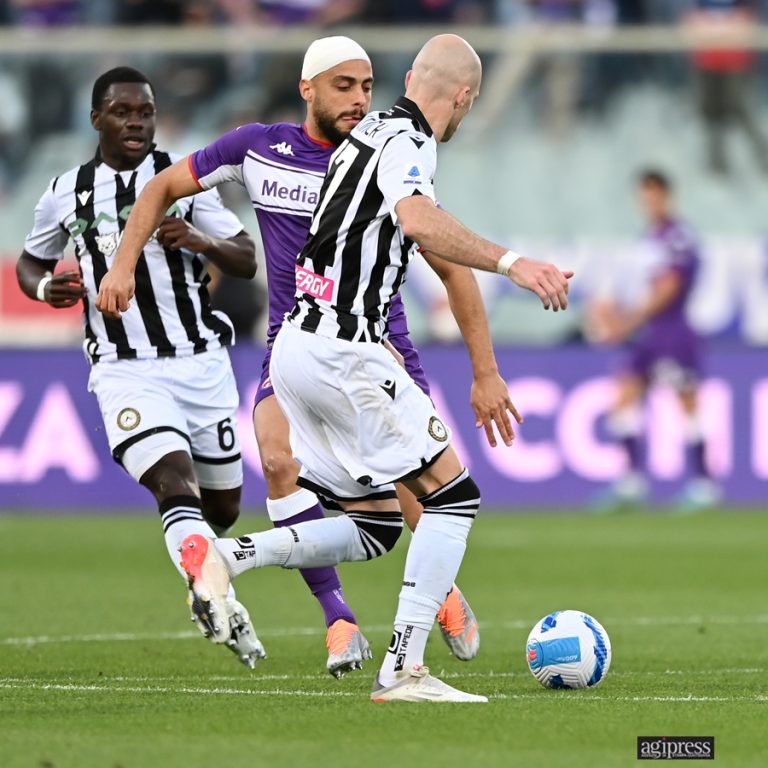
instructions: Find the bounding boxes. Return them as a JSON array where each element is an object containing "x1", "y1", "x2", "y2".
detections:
[
  {"x1": 471, "y1": 371, "x2": 523, "y2": 448},
  {"x1": 96, "y1": 267, "x2": 135, "y2": 320},
  {"x1": 507, "y1": 256, "x2": 574, "y2": 311},
  {"x1": 41, "y1": 270, "x2": 88, "y2": 309},
  {"x1": 156, "y1": 216, "x2": 212, "y2": 254}
]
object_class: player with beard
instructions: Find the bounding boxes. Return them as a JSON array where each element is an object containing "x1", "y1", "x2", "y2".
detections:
[{"x1": 97, "y1": 38, "x2": 520, "y2": 676}]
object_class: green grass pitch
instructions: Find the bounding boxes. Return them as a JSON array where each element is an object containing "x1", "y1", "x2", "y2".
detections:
[{"x1": 1, "y1": 510, "x2": 766, "y2": 768}]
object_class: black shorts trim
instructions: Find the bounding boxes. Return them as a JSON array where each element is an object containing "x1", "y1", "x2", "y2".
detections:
[
  {"x1": 391, "y1": 445, "x2": 449, "y2": 485},
  {"x1": 112, "y1": 426, "x2": 191, "y2": 465},
  {"x1": 191, "y1": 452, "x2": 242, "y2": 465},
  {"x1": 296, "y1": 477, "x2": 398, "y2": 505}
]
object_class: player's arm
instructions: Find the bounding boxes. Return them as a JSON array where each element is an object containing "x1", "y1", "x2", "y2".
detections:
[
  {"x1": 422, "y1": 251, "x2": 521, "y2": 447},
  {"x1": 96, "y1": 158, "x2": 201, "y2": 318},
  {"x1": 620, "y1": 270, "x2": 683, "y2": 337},
  {"x1": 155, "y1": 219, "x2": 256, "y2": 279},
  {"x1": 17, "y1": 181, "x2": 87, "y2": 308},
  {"x1": 16, "y1": 251, "x2": 86, "y2": 308},
  {"x1": 397, "y1": 196, "x2": 572, "y2": 311}
]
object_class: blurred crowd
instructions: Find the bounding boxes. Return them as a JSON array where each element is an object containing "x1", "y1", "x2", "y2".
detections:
[
  {"x1": 3, "y1": 1, "x2": 768, "y2": 201},
  {"x1": 3, "y1": 0, "x2": 768, "y2": 347},
  {"x1": 1, "y1": 1, "x2": 768, "y2": 27}
]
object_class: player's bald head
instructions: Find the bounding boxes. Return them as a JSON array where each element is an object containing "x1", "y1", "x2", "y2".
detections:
[
  {"x1": 409, "y1": 34, "x2": 481, "y2": 98},
  {"x1": 405, "y1": 35, "x2": 481, "y2": 142}
]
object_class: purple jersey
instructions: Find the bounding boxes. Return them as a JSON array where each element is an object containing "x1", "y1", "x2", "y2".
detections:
[
  {"x1": 641, "y1": 218, "x2": 699, "y2": 339},
  {"x1": 628, "y1": 218, "x2": 702, "y2": 385},
  {"x1": 190, "y1": 122, "x2": 426, "y2": 402},
  {"x1": 189, "y1": 121, "x2": 409, "y2": 343}
]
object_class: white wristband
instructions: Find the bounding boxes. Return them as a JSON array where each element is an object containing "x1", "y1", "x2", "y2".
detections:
[
  {"x1": 36, "y1": 274, "x2": 53, "y2": 302},
  {"x1": 496, "y1": 250, "x2": 520, "y2": 276}
]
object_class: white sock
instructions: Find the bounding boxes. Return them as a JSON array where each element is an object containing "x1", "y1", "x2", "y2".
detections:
[
  {"x1": 214, "y1": 515, "x2": 368, "y2": 577},
  {"x1": 607, "y1": 405, "x2": 642, "y2": 439},
  {"x1": 683, "y1": 412, "x2": 705, "y2": 443},
  {"x1": 381, "y1": 624, "x2": 430, "y2": 685},
  {"x1": 265, "y1": 488, "x2": 320, "y2": 523},
  {"x1": 378, "y1": 469, "x2": 478, "y2": 686},
  {"x1": 159, "y1": 496, "x2": 218, "y2": 581}
]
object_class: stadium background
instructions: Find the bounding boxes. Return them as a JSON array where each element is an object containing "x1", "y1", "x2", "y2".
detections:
[
  {"x1": 2, "y1": 6, "x2": 768, "y2": 767},
  {"x1": 2, "y1": 0, "x2": 768, "y2": 509}
]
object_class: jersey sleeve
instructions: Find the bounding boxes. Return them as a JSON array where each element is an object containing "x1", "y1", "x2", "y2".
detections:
[
  {"x1": 664, "y1": 226, "x2": 698, "y2": 281},
  {"x1": 377, "y1": 131, "x2": 437, "y2": 223},
  {"x1": 23, "y1": 180, "x2": 69, "y2": 260},
  {"x1": 188, "y1": 124, "x2": 263, "y2": 190},
  {"x1": 189, "y1": 187, "x2": 247, "y2": 241}
]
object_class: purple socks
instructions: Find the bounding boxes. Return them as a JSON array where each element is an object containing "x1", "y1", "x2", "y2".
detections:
[{"x1": 268, "y1": 492, "x2": 356, "y2": 627}]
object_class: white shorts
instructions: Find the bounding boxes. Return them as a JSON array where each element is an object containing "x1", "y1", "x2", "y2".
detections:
[
  {"x1": 87, "y1": 347, "x2": 243, "y2": 489},
  {"x1": 270, "y1": 324, "x2": 451, "y2": 501}
]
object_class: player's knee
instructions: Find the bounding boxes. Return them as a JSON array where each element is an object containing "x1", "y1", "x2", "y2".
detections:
[
  {"x1": 140, "y1": 451, "x2": 198, "y2": 502},
  {"x1": 420, "y1": 470, "x2": 481, "y2": 520},
  {"x1": 347, "y1": 511, "x2": 404, "y2": 560},
  {"x1": 460, "y1": 474, "x2": 481, "y2": 505},
  {"x1": 260, "y1": 448, "x2": 299, "y2": 494}
]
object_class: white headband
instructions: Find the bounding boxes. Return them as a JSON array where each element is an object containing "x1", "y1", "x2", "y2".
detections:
[{"x1": 301, "y1": 36, "x2": 371, "y2": 81}]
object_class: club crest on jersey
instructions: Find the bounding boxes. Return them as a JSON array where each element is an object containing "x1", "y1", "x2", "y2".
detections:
[
  {"x1": 95, "y1": 231, "x2": 121, "y2": 257},
  {"x1": 117, "y1": 408, "x2": 141, "y2": 431},
  {"x1": 270, "y1": 141, "x2": 294, "y2": 156},
  {"x1": 404, "y1": 164, "x2": 422, "y2": 185},
  {"x1": 295, "y1": 265, "x2": 335, "y2": 302},
  {"x1": 428, "y1": 416, "x2": 448, "y2": 442}
]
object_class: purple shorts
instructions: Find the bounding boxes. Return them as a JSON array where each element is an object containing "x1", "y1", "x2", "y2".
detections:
[
  {"x1": 254, "y1": 331, "x2": 431, "y2": 409},
  {"x1": 627, "y1": 329, "x2": 702, "y2": 390}
]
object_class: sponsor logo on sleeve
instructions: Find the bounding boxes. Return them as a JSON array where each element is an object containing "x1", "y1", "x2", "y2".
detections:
[{"x1": 404, "y1": 164, "x2": 423, "y2": 185}]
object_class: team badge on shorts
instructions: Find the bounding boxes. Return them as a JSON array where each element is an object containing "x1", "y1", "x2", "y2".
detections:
[
  {"x1": 428, "y1": 416, "x2": 448, "y2": 442},
  {"x1": 117, "y1": 407, "x2": 141, "y2": 431}
]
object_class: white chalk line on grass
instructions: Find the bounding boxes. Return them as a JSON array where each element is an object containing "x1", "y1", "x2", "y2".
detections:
[
  {"x1": 3, "y1": 614, "x2": 768, "y2": 648},
  {"x1": 492, "y1": 693, "x2": 768, "y2": 703},
  {"x1": 0, "y1": 679, "x2": 764, "y2": 704},
  {"x1": 103, "y1": 668, "x2": 765, "y2": 684},
  {"x1": 15, "y1": 669, "x2": 753, "y2": 689},
  {"x1": 0, "y1": 680, "x2": 355, "y2": 698}
]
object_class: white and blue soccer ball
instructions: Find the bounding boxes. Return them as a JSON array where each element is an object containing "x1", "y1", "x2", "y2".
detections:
[{"x1": 526, "y1": 610, "x2": 611, "y2": 689}]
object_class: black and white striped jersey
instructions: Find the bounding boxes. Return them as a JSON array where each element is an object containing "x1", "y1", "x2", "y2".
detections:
[
  {"x1": 288, "y1": 96, "x2": 437, "y2": 343},
  {"x1": 24, "y1": 147, "x2": 245, "y2": 364}
]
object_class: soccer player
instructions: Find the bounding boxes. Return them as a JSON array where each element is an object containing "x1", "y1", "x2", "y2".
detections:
[
  {"x1": 588, "y1": 170, "x2": 719, "y2": 510},
  {"x1": 177, "y1": 34, "x2": 570, "y2": 702},
  {"x1": 97, "y1": 37, "x2": 520, "y2": 677},
  {"x1": 15, "y1": 67, "x2": 266, "y2": 668}
]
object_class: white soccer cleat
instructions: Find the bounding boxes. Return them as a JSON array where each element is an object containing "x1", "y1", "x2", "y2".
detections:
[
  {"x1": 677, "y1": 477, "x2": 721, "y2": 513},
  {"x1": 591, "y1": 471, "x2": 648, "y2": 514},
  {"x1": 225, "y1": 599, "x2": 267, "y2": 670},
  {"x1": 326, "y1": 619, "x2": 373, "y2": 678},
  {"x1": 180, "y1": 534, "x2": 231, "y2": 644},
  {"x1": 371, "y1": 665, "x2": 488, "y2": 703},
  {"x1": 437, "y1": 585, "x2": 480, "y2": 661}
]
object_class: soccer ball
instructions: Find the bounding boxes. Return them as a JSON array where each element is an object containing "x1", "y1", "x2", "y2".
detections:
[{"x1": 526, "y1": 610, "x2": 611, "y2": 689}]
